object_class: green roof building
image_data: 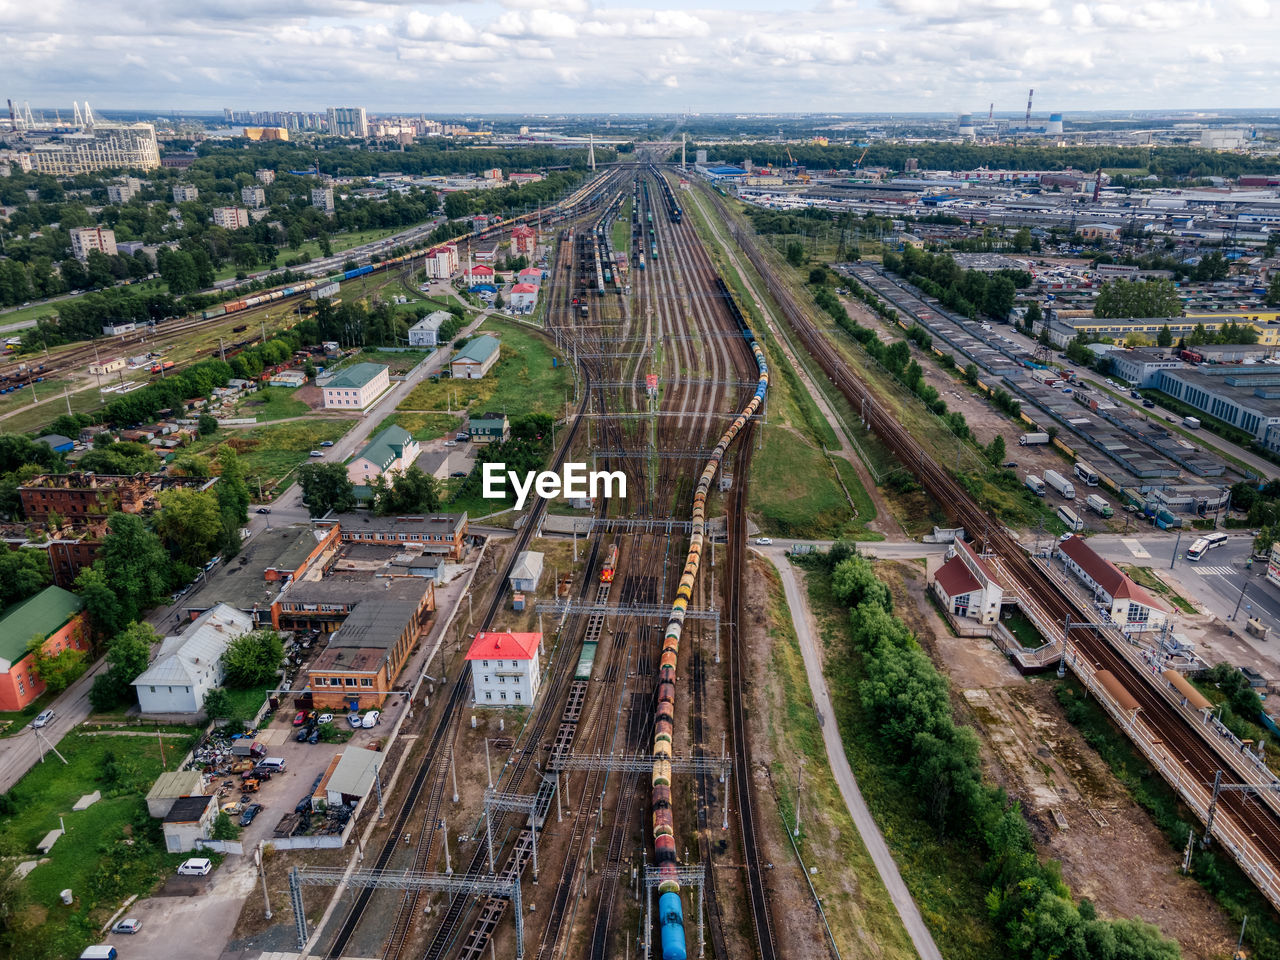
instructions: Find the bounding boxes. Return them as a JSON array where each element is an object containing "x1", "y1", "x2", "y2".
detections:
[
  {"x1": 0, "y1": 585, "x2": 90, "y2": 710},
  {"x1": 322, "y1": 362, "x2": 391, "y2": 410}
]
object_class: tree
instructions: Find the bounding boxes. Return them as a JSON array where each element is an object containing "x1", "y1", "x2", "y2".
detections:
[
  {"x1": 97, "y1": 512, "x2": 170, "y2": 624},
  {"x1": 211, "y1": 811, "x2": 240, "y2": 841},
  {"x1": 986, "y1": 434, "x2": 1007, "y2": 466},
  {"x1": 808, "y1": 266, "x2": 828, "y2": 285},
  {"x1": 155, "y1": 488, "x2": 223, "y2": 566},
  {"x1": 89, "y1": 621, "x2": 157, "y2": 711},
  {"x1": 298, "y1": 463, "x2": 356, "y2": 517},
  {"x1": 1267, "y1": 273, "x2": 1280, "y2": 308},
  {"x1": 1023, "y1": 302, "x2": 1043, "y2": 330},
  {"x1": 1188, "y1": 322, "x2": 1209, "y2": 347},
  {"x1": 198, "y1": 413, "x2": 218, "y2": 437},
  {"x1": 0, "y1": 550, "x2": 51, "y2": 610},
  {"x1": 1093, "y1": 278, "x2": 1181, "y2": 319},
  {"x1": 25, "y1": 634, "x2": 87, "y2": 694},
  {"x1": 75, "y1": 565, "x2": 125, "y2": 640},
  {"x1": 221, "y1": 630, "x2": 283, "y2": 689},
  {"x1": 371, "y1": 465, "x2": 442, "y2": 515},
  {"x1": 215, "y1": 447, "x2": 251, "y2": 525},
  {"x1": 784, "y1": 241, "x2": 805, "y2": 267},
  {"x1": 493, "y1": 292, "x2": 504, "y2": 310},
  {"x1": 1011, "y1": 227, "x2": 1032, "y2": 253},
  {"x1": 202, "y1": 686, "x2": 237, "y2": 722},
  {"x1": 1156, "y1": 324, "x2": 1173, "y2": 347}
]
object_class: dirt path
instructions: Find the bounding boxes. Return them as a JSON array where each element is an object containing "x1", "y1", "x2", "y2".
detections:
[{"x1": 763, "y1": 549, "x2": 943, "y2": 960}]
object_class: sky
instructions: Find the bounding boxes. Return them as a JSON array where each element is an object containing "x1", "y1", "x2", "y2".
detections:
[{"x1": 1, "y1": 0, "x2": 1276, "y2": 115}]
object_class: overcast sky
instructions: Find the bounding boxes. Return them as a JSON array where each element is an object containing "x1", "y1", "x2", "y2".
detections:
[{"x1": 2, "y1": 0, "x2": 1275, "y2": 115}]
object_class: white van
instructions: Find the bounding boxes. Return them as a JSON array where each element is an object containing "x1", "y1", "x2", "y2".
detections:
[
  {"x1": 177, "y1": 857, "x2": 212, "y2": 876},
  {"x1": 257, "y1": 757, "x2": 286, "y2": 773},
  {"x1": 79, "y1": 948, "x2": 118, "y2": 960}
]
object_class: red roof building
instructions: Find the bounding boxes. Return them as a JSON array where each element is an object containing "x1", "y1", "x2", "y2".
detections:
[
  {"x1": 509, "y1": 225, "x2": 537, "y2": 257},
  {"x1": 1057, "y1": 536, "x2": 1167, "y2": 632},
  {"x1": 931, "y1": 538, "x2": 1004, "y2": 624},
  {"x1": 466, "y1": 631, "x2": 542, "y2": 707}
]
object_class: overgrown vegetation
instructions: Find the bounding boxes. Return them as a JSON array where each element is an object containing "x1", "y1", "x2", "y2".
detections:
[
  {"x1": 883, "y1": 246, "x2": 1025, "y2": 321},
  {"x1": 805, "y1": 549, "x2": 1180, "y2": 959}
]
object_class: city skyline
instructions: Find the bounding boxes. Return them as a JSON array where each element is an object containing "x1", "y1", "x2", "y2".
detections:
[{"x1": 2, "y1": 0, "x2": 1277, "y2": 114}]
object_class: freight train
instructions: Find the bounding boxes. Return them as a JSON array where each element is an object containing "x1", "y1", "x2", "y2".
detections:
[
  {"x1": 653, "y1": 276, "x2": 768, "y2": 960},
  {"x1": 651, "y1": 164, "x2": 683, "y2": 223}
]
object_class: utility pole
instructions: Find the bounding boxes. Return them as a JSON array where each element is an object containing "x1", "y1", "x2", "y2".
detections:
[
  {"x1": 1170, "y1": 528, "x2": 1182, "y2": 569},
  {"x1": 258, "y1": 840, "x2": 273, "y2": 919},
  {"x1": 793, "y1": 762, "x2": 804, "y2": 837},
  {"x1": 1230, "y1": 581, "x2": 1249, "y2": 622}
]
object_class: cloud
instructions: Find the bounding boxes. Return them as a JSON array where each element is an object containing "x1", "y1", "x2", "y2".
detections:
[{"x1": 1, "y1": 0, "x2": 1275, "y2": 112}]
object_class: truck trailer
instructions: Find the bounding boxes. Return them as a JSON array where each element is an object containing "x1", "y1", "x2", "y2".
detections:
[
  {"x1": 1043, "y1": 469, "x2": 1076, "y2": 500},
  {"x1": 1019, "y1": 432, "x2": 1049, "y2": 446},
  {"x1": 1024, "y1": 474, "x2": 1046, "y2": 497},
  {"x1": 1085, "y1": 494, "x2": 1113, "y2": 518}
]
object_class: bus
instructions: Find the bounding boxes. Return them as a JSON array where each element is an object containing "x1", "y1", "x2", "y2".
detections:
[
  {"x1": 1073, "y1": 460, "x2": 1100, "y2": 487},
  {"x1": 1057, "y1": 506, "x2": 1084, "y2": 532},
  {"x1": 1186, "y1": 532, "x2": 1228, "y2": 561}
]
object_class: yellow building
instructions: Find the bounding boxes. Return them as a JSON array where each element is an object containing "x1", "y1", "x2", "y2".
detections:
[
  {"x1": 243, "y1": 127, "x2": 289, "y2": 141},
  {"x1": 1064, "y1": 312, "x2": 1280, "y2": 347}
]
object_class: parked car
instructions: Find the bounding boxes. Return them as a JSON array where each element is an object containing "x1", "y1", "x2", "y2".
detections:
[
  {"x1": 308, "y1": 727, "x2": 321, "y2": 744},
  {"x1": 292, "y1": 710, "x2": 307, "y2": 726},
  {"x1": 256, "y1": 507, "x2": 271, "y2": 514},
  {"x1": 362, "y1": 710, "x2": 381, "y2": 728},
  {"x1": 450, "y1": 471, "x2": 467, "y2": 478},
  {"x1": 111, "y1": 919, "x2": 142, "y2": 935},
  {"x1": 318, "y1": 713, "x2": 333, "y2": 724},
  {"x1": 754, "y1": 537, "x2": 772, "y2": 545},
  {"x1": 443, "y1": 440, "x2": 457, "y2": 447},
  {"x1": 455, "y1": 432, "x2": 469, "y2": 441},
  {"x1": 348, "y1": 713, "x2": 363, "y2": 728},
  {"x1": 296, "y1": 725, "x2": 313, "y2": 742},
  {"x1": 239, "y1": 803, "x2": 263, "y2": 826},
  {"x1": 1002, "y1": 461, "x2": 1018, "y2": 469},
  {"x1": 32, "y1": 709, "x2": 55, "y2": 729},
  {"x1": 309, "y1": 450, "x2": 323, "y2": 457},
  {"x1": 177, "y1": 858, "x2": 212, "y2": 876},
  {"x1": 320, "y1": 440, "x2": 334, "y2": 447}
]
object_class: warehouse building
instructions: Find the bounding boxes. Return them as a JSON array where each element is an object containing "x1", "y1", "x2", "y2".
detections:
[
  {"x1": 1043, "y1": 312, "x2": 1280, "y2": 348},
  {"x1": 451, "y1": 335, "x2": 500, "y2": 379},
  {"x1": 1105, "y1": 347, "x2": 1185, "y2": 387},
  {"x1": 1150, "y1": 365, "x2": 1280, "y2": 452}
]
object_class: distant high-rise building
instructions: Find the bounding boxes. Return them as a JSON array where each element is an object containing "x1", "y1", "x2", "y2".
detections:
[
  {"x1": 243, "y1": 127, "x2": 288, "y2": 141},
  {"x1": 254, "y1": 168, "x2": 275, "y2": 185},
  {"x1": 241, "y1": 185, "x2": 266, "y2": 208},
  {"x1": 173, "y1": 184, "x2": 199, "y2": 203},
  {"x1": 69, "y1": 226, "x2": 117, "y2": 260},
  {"x1": 905, "y1": 157, "x2": 919, "y2": 172},
  {"x1": 28, "y1": 123, "x2": 160, "y2": 175},
  {"x1": 326, "y1": 106, "x2": 368, "y2": 138},
  {"x1": 311, "y1": 187, "x2": 335, "y2": 212},
  {"x1": 212, "y1": 207, "x2": 250, "y2": 230},
  {"x1": 695, "y1": 149, "x2": 708, "y2": 164}
]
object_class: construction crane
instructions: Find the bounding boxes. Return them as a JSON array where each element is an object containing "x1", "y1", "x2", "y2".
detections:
[
  {"x1": 1025, "y1": 88, "x2": 1034, "y2": 126},
  {"x1": 852, "y1": 145, "x2": 870, "y2": 169},
  {"x1": 785, "y1": 146, "x2": 810, "y2": 183}
]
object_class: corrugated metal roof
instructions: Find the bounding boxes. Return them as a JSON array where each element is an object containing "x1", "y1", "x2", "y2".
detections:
[
  {"x1": 327, "y1": 747, "x2": 385, "y2": 798},
  {"x1": 132, "y1": 604, "x2": 252, "y2": 688}
]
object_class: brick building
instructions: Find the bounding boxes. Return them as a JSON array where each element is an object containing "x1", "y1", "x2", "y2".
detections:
[{"x1": 0, "y1": 586, "x2": 91, "y2": 711}]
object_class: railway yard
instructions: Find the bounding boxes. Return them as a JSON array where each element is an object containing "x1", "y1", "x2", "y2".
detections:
[{"x1": 13, "y1": 155, "x2": 1280, "y2": 960}]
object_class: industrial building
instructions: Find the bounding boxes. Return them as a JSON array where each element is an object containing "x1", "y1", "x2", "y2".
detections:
[
  {"x1": 1105, "y1": 348, "x2": 1186, "y2": 388},
  {"x1": 318, "y1": 512, "x2": 469, "y2": 561},
  {"x1": 1043, "y1": 312, "x2": 1280, "y2": 348},
  {"x1": 1151, "y1": 365, "x2": 1280, "y2": 452}
]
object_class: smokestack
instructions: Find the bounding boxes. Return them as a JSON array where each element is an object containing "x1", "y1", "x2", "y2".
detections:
[{"x1": 1025, "y1": 88, "x2": 1034, "y2": 126}]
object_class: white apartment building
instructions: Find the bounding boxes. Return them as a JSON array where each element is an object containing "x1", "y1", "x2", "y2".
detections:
[
  {"x1": 213, "y1": 206, "x2": 250, "y2": 230},
  {"x1": 255, "y1": 168, "x2": 275, "y2": 185},
  {"x1": 465, "y1": 632, "x2": 542, "y2": 707},
  {"x1": 241, "y1": 185, "x2": 266, "y2": 208},
  {"x1": 172, "y1": 184, "x2": 199, "y2": 203},
  {"x1": 69, "y1": 226, "x2": 117, "y2": 260},
  {"x1": 311, "y1": 187, "x2": 335, "y2": 212},
  {"x1": 28, "y1": 123, "x2": 160, "y2": 174}
]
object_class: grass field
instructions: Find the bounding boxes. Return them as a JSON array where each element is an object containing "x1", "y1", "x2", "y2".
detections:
[
  {"x1": 750, "y1": 427, "x2": 878, "y2": 540},
  {"x1": 612, "y1": 200, "x2": 632, "y2": 252},
  {"x1": 807, "y1": 565, "x2": 998, "y2": 958},
  {"x1": 373, "y1": 411, "x2": 463, "y2": 441},
  {"x1": 761, "y1": 563, "x2": 916, "y2": 960},
  {"x1": 1, "y1": 731, "x2": 199, "y2": 960},
  {"x1": 190, "y1": 418, "x2": 358, "y2": 496},
  {"x1": 353, "y1": 348, "x2": 429, "y2": 375},
  {"x1": 398, "y1": 320, "x2": 571, "y2": 417},
  {"x1": 232, "y1": 386, "x2": 311, "y2": 422},
  {"x1": 1119, "y1": 564, "x2": 1198, "y2": 614}
]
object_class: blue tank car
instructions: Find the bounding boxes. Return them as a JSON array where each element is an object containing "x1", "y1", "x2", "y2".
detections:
[{"x1": 659, "y1": 891, "x2": 687, "y2": 960}]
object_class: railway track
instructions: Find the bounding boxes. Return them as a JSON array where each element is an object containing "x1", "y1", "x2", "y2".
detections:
[{"x1": 699, "y1": 179, "x2": 1280, "y2": 904}]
